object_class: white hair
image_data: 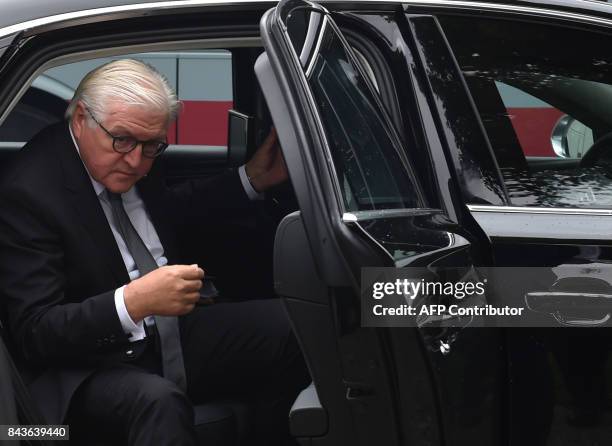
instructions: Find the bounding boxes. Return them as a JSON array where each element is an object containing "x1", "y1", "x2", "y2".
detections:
[{"x1": 65, "y1": 59, "x2": 180, "y2": 125}]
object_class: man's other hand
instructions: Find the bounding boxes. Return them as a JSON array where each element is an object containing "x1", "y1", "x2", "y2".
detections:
[
  {"x1": 124, "y1": 264, "x2": 204, "y2": 322},
  {"x1": 245, "y1": 128, "x2": 288, "y2": 192}
]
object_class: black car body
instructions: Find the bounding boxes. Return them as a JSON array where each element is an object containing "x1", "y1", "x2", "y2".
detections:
[{"x1": 0, "y1": 0, "x2": 611, "y2": 445}]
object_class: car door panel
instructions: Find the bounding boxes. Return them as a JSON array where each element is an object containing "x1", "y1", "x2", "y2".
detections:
[
  {"x1": 419, "y1": 8, "x2": 612, "y2": 445},
  {"x1": 258, "y1": 4, "x2": 418, "y2": 444},
  {"x1": 257, "y1": 43, "x2": 399, "y2": 444},
  {"x1": 259, "y1": 2, "x2": 505, "y2": 445}
]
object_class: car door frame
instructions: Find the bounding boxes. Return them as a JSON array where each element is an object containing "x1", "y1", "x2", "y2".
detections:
[
  {"x1": 256, "y1": 2, "x2": 433, "y2": 444},
  {"x1": 404, "y1": 3, "x2": 612, "y2": 445},
  {"x1": 256, "y1": 1, "x2": 510, "y2": 445}
]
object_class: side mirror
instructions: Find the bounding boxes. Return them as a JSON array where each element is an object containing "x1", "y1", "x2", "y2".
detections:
[
  {"x1": 550, "y1": 114, "x2": 594, "y2": 159},
  {"x1": 551, "y1": 114, "x2": 573, "y2": 158}
]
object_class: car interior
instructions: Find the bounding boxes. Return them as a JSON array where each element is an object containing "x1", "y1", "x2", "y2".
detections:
[
  {"x1": 0, "y1": 5, "x2": 436, "y2": 445},
  {"x1": 0, "y1": 38, "x2": 308, "y2": 444},
  {"x1": 0, "y1": 42, "x2": 302, "y2": 293}
]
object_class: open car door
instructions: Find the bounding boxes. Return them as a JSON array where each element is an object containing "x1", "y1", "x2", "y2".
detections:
[{"x1": 256, "y1": 1, "x2": 504, "y2": 445}]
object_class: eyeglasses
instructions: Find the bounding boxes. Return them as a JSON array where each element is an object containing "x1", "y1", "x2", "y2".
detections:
[{"x1": 86, "y1": 107, "x2": 169, "y2": 158}]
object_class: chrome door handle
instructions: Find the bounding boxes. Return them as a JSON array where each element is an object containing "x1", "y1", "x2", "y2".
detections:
[
  {"x1": 525, "y1": 291, "x2": 612, "y2": 327},
  {"x1": 552, "y1": 312, "x2": 610, "y2": 326}
]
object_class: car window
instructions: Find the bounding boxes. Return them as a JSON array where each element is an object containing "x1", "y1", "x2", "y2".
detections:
[
  {"x1": 439, "y1": 15, "x2": 612, "y2": 209},
  {"x1": 288, "y1": 12, "x2": 421, "y2": 212},
  {"x1": 495, "y1": 80, "x2": 594, "y2": 159},
  {"x1": 0, "y1": 50, "x2": 233, "y2": 150}
]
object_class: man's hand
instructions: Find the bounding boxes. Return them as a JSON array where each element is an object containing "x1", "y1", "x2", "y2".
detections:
[
  {"x1": 245, "y1": 128, "x2": 288, "y2": 192},
  {"x1": 123, "y1": 264, "x2": 204, "y2": 322}
]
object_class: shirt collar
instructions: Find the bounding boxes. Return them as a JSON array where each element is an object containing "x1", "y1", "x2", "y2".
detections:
[{"x1": 68, "y1": 122, "x2": 138, "y2": 202}]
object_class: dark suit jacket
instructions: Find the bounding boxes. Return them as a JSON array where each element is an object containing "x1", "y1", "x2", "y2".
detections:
[{"x1": 0, "y1": 122, "x2": 251, "y2": 424}]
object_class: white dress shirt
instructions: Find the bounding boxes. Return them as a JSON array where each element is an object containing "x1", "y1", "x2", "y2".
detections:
[{"x1": 69, "y1": 125, "x2": 261, "y2": 341}]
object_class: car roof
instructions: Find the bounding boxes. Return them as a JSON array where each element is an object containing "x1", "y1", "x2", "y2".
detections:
[
  {"x1": 0, "y1": 1, "x2": 275, "y2": 39},
  {"x1": 0, "y1": 0, "x2": 157, "y2": 31},
  {"x1": 0, "y1": 0, "x2": 610, "y2": 41}
]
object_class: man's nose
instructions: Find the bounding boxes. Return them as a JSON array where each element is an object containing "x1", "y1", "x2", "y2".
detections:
[{"x1": 123, "y1": 143, "x2": 144, "y2": 167}]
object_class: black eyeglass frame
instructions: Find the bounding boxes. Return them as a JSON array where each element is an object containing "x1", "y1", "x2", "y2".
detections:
[{"x1": 85, "y1": 107, "x2": 169, "y2": 158}]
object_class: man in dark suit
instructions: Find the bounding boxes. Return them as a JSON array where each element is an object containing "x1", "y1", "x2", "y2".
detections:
[{"x1": 0, "y1": 59, "x2": 308, "y2": 445}]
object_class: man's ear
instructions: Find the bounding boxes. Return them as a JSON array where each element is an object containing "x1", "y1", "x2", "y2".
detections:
[{"x1": 71, "y1": 102, "x2": 87, "y2": 138}]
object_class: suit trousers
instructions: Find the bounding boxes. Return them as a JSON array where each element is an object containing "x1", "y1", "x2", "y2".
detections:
[{"x1": 66, "y1": 299, "x2": 310, "y2": 446}]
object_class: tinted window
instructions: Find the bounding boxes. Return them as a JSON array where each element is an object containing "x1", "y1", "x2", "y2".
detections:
[
  {"x1": 440, "y1": 16, "x2": 612, "y2": 209},
  {"x1": 289, "y1": 12, "x2": 421, "y2": 212}
]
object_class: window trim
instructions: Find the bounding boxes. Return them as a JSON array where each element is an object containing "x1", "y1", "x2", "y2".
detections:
[
  {"x1": 343, "y1": 207, "x2": 443, "y2": 222},
  {"x1": 468, "y1": 204, "x2": 612, "y2": 216},
  {"x1": 468, "y1": 204, "x2": 612, "y2": 244}
]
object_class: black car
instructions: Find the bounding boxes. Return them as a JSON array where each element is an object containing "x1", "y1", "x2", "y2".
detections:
[{"x1": 0, "y1": 0, "x2": 612, "y2": 445}]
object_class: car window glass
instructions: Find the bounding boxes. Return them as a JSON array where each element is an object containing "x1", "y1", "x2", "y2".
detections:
[
  {"x1": 439, "y1": 16, "x2": 612, "y2": 209},
  {"x1": 495, "y1": 81, "x2": 594, "y2": 160},
  {"x1": 0, "y1": 50, "x2": 233, "y2": 151},
  {"x1": 287, "y1": 10, "x2": 421, "y2": 212}
]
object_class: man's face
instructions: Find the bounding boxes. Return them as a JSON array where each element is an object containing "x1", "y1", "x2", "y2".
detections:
[{"x1": 72, "y1": 101, "x2": 168, "y2": 193}]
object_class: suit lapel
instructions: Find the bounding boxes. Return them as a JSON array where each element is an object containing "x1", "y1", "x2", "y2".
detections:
[{"x1": 57, "y1": 123, "x2": 130, "y2": 285}]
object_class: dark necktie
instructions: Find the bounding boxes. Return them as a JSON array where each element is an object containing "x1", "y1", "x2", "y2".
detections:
[{"x1": 106, "y1": 191, "x2": 187, "y2": 391}]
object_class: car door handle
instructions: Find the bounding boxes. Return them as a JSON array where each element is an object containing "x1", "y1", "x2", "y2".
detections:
[{"x1": 525, "y1": 291, "x2": 612, "y2": 326}]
